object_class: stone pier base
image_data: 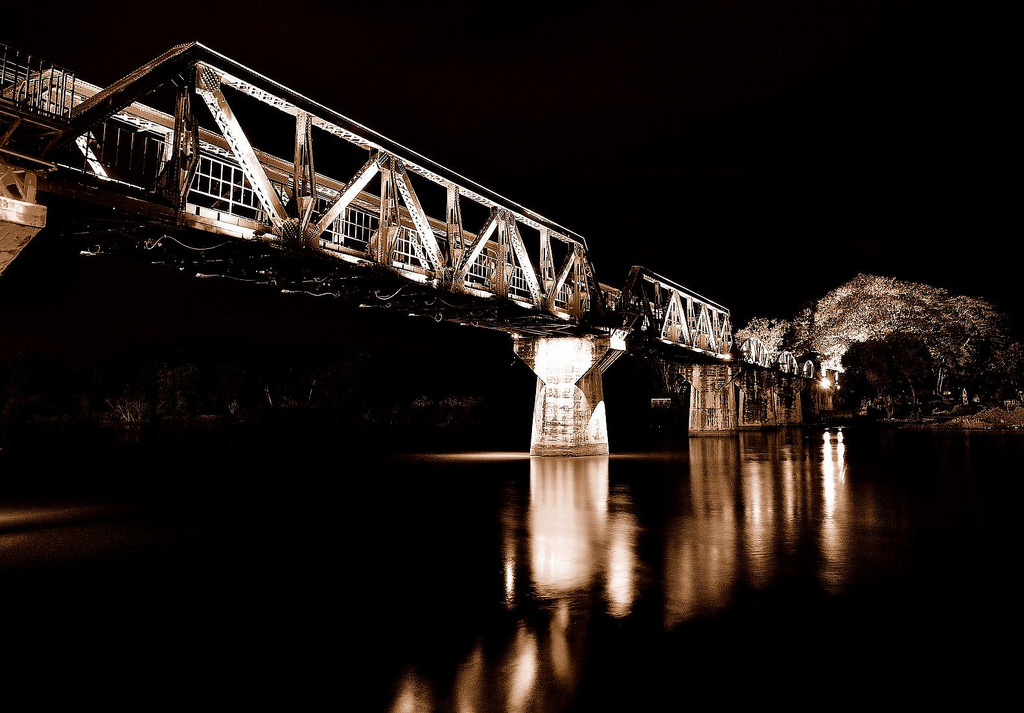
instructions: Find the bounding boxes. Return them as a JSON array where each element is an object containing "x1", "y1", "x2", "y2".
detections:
[
  {"x1": 646, "y1": 360, "x2": 812, "y2": 436},
  {"x1": 687, "y1": 363, "x2": 739, "y2": 435},
  {"x1": 736, "y1": 369, "x2": 804, "y2": 428},
  {"x1": 513, "y1": 335, "x2": 624, "y2": 456},
  {"x1": 1, "y1": 161, "x2": 46, "y2": 277}
]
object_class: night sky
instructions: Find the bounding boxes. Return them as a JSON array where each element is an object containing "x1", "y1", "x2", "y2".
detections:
[{"x1": 2, "y1": 1, "x2": 1016, "y2": 342}]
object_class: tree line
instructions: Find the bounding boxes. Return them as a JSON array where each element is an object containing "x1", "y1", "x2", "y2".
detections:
[
  {"x1": 0, "y1": 335, "x2": 527, "y2": 449},
  {"x1": 4, "y1": 272, "x2": 1021, "y2": 436},
  {"x1": 737, "y1": 274, "x2": 1023, "y2": 419}
]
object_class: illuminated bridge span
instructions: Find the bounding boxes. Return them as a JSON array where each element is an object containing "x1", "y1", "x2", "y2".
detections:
[{"x1": 0, "y1": 41, "x2": 830, "y2": 455}]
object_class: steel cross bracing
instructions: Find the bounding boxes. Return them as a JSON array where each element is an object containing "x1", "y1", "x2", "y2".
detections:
[
  {"x1": 28, "y1": 45, "x2": 604, "y2": 328},
  {"x1": 6, "y1": 41, "x2": 813, "y2": 374},
  {"x1": 618, "y1": 267, "x2": 734, "y2": 359}
]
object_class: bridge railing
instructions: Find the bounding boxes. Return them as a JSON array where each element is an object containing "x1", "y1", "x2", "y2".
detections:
[
  {"x1": 319, "y1": 200, "x2": 378, "y2": 253},
  {"x1": 0, "y1": 42, "x2": 76, "y2": 121},
  {"x1": 188, "y1": 152, "x2": 264, "y2": 222}
]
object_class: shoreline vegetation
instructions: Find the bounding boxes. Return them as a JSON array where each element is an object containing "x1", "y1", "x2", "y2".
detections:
[
  {"x1": 884, "y1": 404, "x2": 1024, "y2": 431},
  {"x1": 4, "y1": 265, "x2": 1021, "y2": 448},
  {"x1": 4, "y1": 400, "x2": 1021, "y2": 449}
]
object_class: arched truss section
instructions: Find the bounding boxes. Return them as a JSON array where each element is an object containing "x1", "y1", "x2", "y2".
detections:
[
  {"x1": 801, "y1": 360, "x2": 815, "y2": 379},
  {"x1": 778, "y1": 351, "x2": 799, "y2": 374},
  {"x1": 620, "y1": 267, "x2": 733, "y2": 359},
  {"x1": 739, "y1": 337, "x2": 772, "y2": 368}
]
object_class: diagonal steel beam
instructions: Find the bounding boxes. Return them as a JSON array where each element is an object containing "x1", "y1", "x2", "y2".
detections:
[
  {"x1": 202, "y1": 51, "x2": 590, "y2": 250},
  {"x1": 539, "y1": 227, "x2": 555, "y2": 292},
  {"x1": 457, "y1": 207, "x2": 499, "y2": 278},
  {"x1": 394, "y1": 160, "x2": 443, "y2": 271},
  {"x1": 504, "y1": 217, "x2": 542, "y2": 306},
  {"x1": 548, "y1": 245, "x2": 579, "y2": 309},
  {"x1": 193, "y1": 63, "x2": 286, "y2": 229},
  {"x1": 74, "y1": 133, "x2": 108, "y2": 178},
  {"x1": 660, "y1": 290, "x2": 689, "y2": 344},
  {"x1": 43, "y1": 42, "x2": 199, "y2": 156},
  {"x1": 315, "y1": 154, "x2": 380, "y2": 235}
]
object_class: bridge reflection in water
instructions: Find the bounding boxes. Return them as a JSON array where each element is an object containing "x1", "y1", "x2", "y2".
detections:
[{"x1": 385, "y1": 430, "x2": 876, "y2": 712}]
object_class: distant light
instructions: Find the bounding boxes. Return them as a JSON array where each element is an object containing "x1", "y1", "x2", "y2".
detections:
[{"x1": 820, "y1": 376, "x2": 832, "y2": 390}]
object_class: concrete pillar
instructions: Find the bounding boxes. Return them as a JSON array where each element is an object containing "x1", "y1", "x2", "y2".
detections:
[
  {"x1": 737, "y1": 368, "x2": 778, "y2": 429},
  {"x1": 513, "y1": 334, "x2": 623, "y2": 456},
  {"x1": 687, "y1": 363, "x2": 738, "y2": 435},
  {"x1": 777, "y1": 375, "x2": 804, "y2": 425}
]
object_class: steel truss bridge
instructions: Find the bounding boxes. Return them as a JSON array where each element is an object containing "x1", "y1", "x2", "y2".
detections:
[{"x1": 1, "y1": 41, "x2": 823, "y2": 454}]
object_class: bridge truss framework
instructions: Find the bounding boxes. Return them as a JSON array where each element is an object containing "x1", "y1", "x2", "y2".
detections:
[{"x1": 0, "y1": 41, "x2": 826, "y2": 454}]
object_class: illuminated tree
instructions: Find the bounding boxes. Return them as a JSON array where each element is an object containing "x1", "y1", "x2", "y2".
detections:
[
  {"x1": 741, "y1": 273, "x2": 1021, "y2": 408},
  {"x1": 801, "y1": 274, "x2": 1015, "y2": 399},
  {"x1": 735, "y1": 317, "x2": 790, "y2": 362}
]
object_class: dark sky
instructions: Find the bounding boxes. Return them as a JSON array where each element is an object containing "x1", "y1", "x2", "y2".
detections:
[{"x1": 3, "y1": 1, "x2": 1016, "y2": 333}]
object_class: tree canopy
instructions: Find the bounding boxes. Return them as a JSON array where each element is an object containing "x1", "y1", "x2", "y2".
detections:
[{"x1": 739, "y1": 273, "x2": 1023, "y2": 410}]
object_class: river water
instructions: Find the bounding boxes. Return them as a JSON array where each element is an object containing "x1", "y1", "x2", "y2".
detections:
[{"x1": 1, "y1": 426, "x2": 1017, "y2": 709}]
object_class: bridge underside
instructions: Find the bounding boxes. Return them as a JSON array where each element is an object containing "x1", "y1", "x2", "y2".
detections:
[{"x1": 38, "y1": 201, "x2": 597, "y2": 339}]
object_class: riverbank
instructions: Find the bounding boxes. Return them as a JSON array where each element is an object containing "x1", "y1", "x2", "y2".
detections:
[{"x1": 877, "y1": 405, "x2": 1024, "y2": 431}]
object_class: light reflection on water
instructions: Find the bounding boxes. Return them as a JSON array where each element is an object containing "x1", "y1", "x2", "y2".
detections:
[
  {"x1": 527, "y1": 456, "x2": 610, "y2": 600},
  {"x1": 3, "y1": 427, "x2": 1011, "y2": 709},
  {"x1": 386, "y1": 429, "x2": 882, "y2": 712}
]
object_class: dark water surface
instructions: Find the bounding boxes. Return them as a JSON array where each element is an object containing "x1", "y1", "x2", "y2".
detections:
[{"x1": 1, "y1": 427, "x2": 1017, "y2": 709}]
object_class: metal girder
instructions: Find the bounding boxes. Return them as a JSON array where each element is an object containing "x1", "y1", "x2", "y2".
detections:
[
  {"x1": 74, "y1": 133, "x2": 107, "y2": 177},
  {"x1": 547, "y1": 244, "x2": 590, "y2": 317},
  {"x1": 31, "y1": 40, "x2": 594, "y2": 276},
  {"x1": 196, "y1": 48, "x2": 590, "y2": 253},
  {"x1": 42, "y1": 42, "x2": 199, "y2": 156},
  {"x1": 549, "y1": 247, "x2": 577, "y2": 306},
  {"x1": 621, "y1": 266, "x2": 732, "y2": 358},
  {"x1": 445, "y1": 182, "x2": 464, "y2": 264},
  {"x1": 0, "y1": 161, "x2": 38, "y2": 202},
  {"x1": 293, "y1": 111, "x2": 316, "y2": 232},
  {"x1": 539, "y1": 227, "x2": 555, "y2": 292},
  {"x1": 394, "y1": 159, "x2": 443, "y2": 272},
  {"x1": 315, "y1": 154, "x2": 380, "y2": 235},
  {"x1": 371, "y1": 159, "x2": 402, "y2": 264},
  {"x1": 778, "y1": 351, "x2": 799, "y2": 374},
  {"x1": 492, "y1": 216, "x2": 511, "y2": 296},
  {"x1": 694, "y1": 303, "x2": 715, "y2": 349},
  {"x1": 193, "y1": 63, "x2": 286, "y2": 229},
  {"x1": 740, "y1": 338, "x2": 771, "y2": 367},
  {"x1": 32, "y1": 41, "x2": 612, "y2": 316},
  {"x1": 503, "y1": 215, "x2": 543, "y2": 306},
  {"x1": 0, "y1": 118, "x2": 23, "y2": 149},
  {"x1": 660, "y1": 290, "x2": 689, "y2": 344},
  {"x1": 457, "y1": 207, "x2": 499, "y2": 279},
  {"x1": 166, "y1": 79, "x2": 200, "y2": 209}
]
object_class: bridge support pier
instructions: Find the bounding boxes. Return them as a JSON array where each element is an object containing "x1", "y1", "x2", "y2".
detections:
[
  {"x1": 687, "y1": 363, "x2": 739, "y2": 435},
  {"x1": 736, "y1": 369, "x2": 805, "y2": 429},
  {"x1": 0, "y1": 160, "x2": 47, "y2": 277},
  {"x1": 776, "y1": 375, "x2": 804, "y2": 426},
  {"x1": 513, "y1": 335, "x2": 624, "y2": 456}
]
